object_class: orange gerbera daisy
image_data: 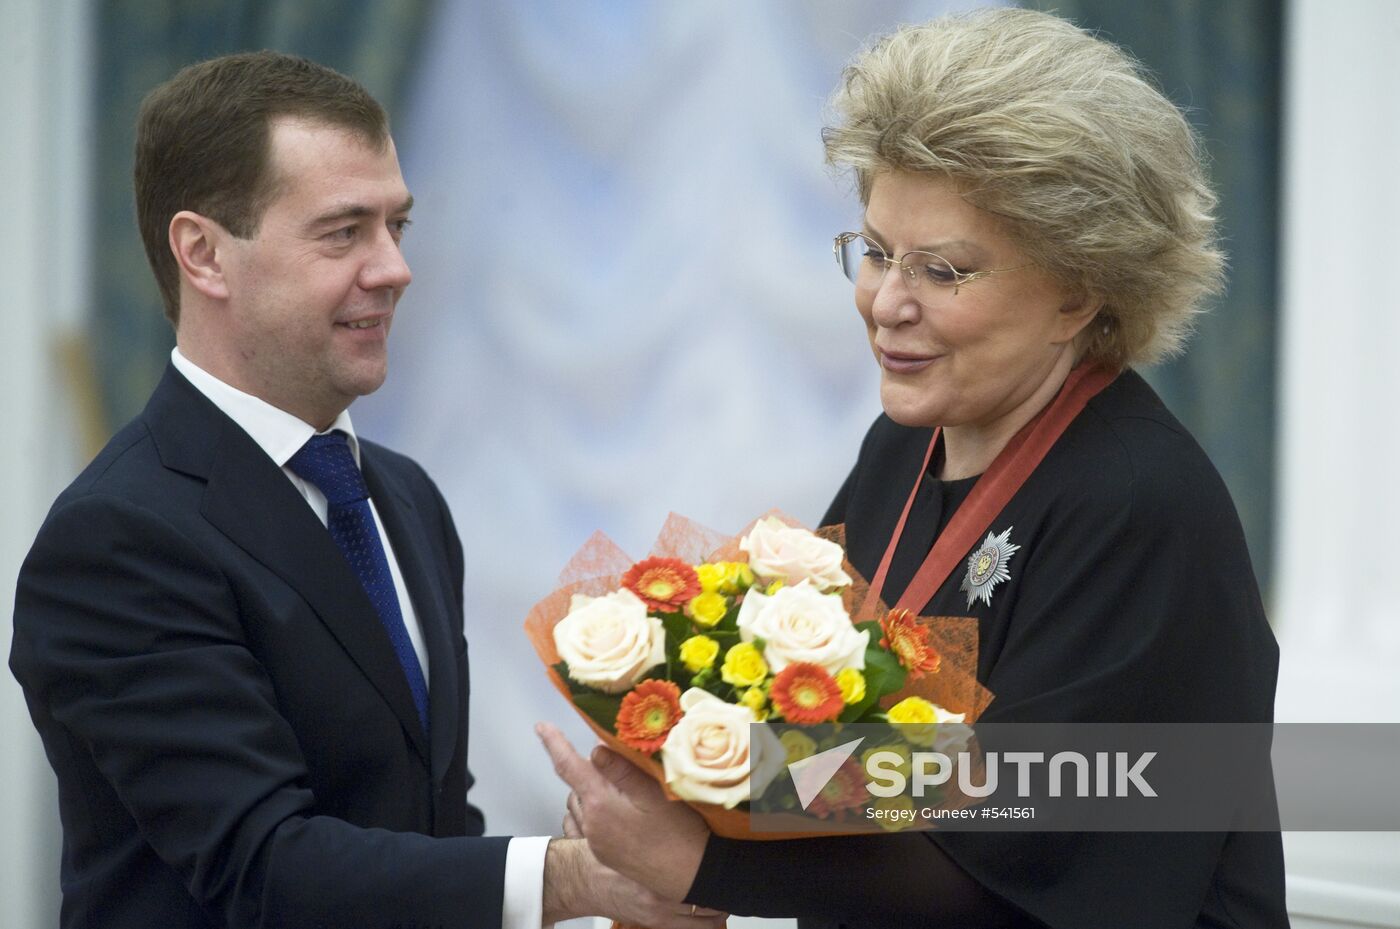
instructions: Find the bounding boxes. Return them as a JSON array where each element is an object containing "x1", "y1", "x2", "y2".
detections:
[
  {"x1": 622, "y1": 557, "x2": 702, "y2": 613},
  {"x1": 880, "y1": 609, "x2": 942, "y2": 679},
  {"x1": 770, "y1": 662, "x2": 844, "y2": 724},
  {"x1": 615, "y1": 680, "x2": 683, "y2": 753},
  {"x1": 806, "y1": 759, "x2": 869, "y2": 819}
]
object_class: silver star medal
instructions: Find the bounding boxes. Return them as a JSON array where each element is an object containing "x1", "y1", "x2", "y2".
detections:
[{"x1": 960, "y1": 526, "x2": 1020, "y2": 608}]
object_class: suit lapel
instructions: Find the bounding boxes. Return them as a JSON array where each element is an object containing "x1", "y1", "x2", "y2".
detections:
[
  {"x1": 145, "y1": 368, "x2": 431, "y2": 765},
  {"x1": 361, "y1": 452, "x2": 461, "y2": 786}
]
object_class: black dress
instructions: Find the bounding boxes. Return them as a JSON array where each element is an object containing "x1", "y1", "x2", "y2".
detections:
[{"x1": 686, "y1": 369, "x2": 1288, "y2": 929}]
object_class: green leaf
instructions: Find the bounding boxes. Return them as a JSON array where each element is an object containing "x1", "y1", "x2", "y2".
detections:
[
  {"x1": 855, "y1": 620, "x2": 882, "y2": 639},
  {"x1": 553, "y1": 663, "x2": 627, "y2": 730},
  {"x1": 862, "y1": 645, "x2": 907, "y2": 698},
  {"x1": 662, "y1": 612, "x2": 693, "y2": 651},
  {"x1": 838, "y1": 696, "x2": 875, "y2": 723},
  {"x1": 702, "y1": 679, "x2": 731, "y2": 701},
  {"x1": 572, "y1": 693, "x2": 625, "y2": 732},
  {"x1": 714, "y1": 602, "x2": 742, "y2": 634},
  {"x1": 554, "y1": 661, "x2": 595, "y2": 697},
  {"x1": 834, "y1": 640, "x2": 908, "y2": 722}
]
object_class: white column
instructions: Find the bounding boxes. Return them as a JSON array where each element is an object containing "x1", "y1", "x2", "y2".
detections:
[
  {"x1": 0, "y1": 0, "x2": 91, "y2": 924},
  {"x1": 1276, "y1": 0, "x2": 1400, "y2": 716},
  {"x1": 1276, "y1": 0, "x2": 1400, "y2": 917}
]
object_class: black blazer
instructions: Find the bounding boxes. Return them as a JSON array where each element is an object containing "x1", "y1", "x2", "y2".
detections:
[
  {"x1": 686, "y1": 371, "x2": 1286, "y2": 929},
  {"x1": 10, "y1": 366, "x2": 510, "y2": 928}
]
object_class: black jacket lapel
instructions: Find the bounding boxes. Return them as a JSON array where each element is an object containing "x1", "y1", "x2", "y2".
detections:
[{"x1": 144, "y1": 367, "x2": 431, "y2": 764}]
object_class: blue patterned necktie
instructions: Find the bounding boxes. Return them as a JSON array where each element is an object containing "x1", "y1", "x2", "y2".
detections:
[{"x1": 287, "y1": 431, "x2": 429, "y2": 734}]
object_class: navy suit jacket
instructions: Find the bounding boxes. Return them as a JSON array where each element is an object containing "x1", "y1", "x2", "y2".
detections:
[{"x1": 10, "y1": 366, "x2": 509, "y2": 928}]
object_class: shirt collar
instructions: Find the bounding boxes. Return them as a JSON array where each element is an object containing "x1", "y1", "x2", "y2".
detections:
[{"x1": 170, "y1": 347, "x2": 361, "y2": 468}]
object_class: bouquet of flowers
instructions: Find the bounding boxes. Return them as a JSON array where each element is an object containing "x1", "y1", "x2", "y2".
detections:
[{"x1": 525, "y1": 513, "x2": 991, "y2": 836}]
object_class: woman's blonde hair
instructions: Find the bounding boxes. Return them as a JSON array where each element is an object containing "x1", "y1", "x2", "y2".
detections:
[{"x1": 823, "y1": 8, "x2": 1223, "y2": 366}]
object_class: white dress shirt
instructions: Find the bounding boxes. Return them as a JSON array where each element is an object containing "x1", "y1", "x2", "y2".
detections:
[{"x1": 170, "y1": 348, "x2": 551, "y2": 929}]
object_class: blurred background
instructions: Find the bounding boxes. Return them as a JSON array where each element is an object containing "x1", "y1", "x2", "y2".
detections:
[{"x1": 3, "y1": 0, "x2": 1396, "y2": 926}]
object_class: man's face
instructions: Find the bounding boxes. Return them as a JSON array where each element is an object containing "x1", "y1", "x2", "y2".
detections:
[{"x1": 218, "y1": 118, "x2": 413, "y2": 428}]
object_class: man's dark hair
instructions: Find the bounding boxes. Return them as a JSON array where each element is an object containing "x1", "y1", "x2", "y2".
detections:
[{"x1": 134, "y1": 50, "x2": 389, "y2": 326}]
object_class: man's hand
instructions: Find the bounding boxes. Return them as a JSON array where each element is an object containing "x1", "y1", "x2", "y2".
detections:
[
  {"x1": 536, "y1": 722, "x2": 712, "y2": 903},
  {"x1": 540, "y1": 838, "x2": 725, "y2": 928}
]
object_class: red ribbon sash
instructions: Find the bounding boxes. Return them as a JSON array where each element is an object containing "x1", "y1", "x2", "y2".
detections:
[{"x1": 862, "y1": 363, "x2": 1121, "y2": 618}]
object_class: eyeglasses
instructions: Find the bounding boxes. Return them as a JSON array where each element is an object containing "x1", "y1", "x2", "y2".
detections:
[{"x1": 833, "y1": 232, "x2": 1027, "y2": 299}]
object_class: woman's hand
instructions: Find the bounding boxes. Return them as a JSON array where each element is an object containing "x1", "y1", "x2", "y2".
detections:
[{"x1": 537, "y1": 722, "x2": 712, "y2": 903}]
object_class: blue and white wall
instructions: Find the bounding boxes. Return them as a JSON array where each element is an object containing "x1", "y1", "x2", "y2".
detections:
[{"x1": 363, "y1": 0, "x2": 980, "y2": 857}]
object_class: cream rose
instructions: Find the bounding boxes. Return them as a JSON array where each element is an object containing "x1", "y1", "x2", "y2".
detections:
[
  {"x1": 660, "y1": 689, "x2": 783, "y2": 808},
  {"x1": 552, "y1": 588, "x2": 665, "y2": 693},
  {"x1": 739, "y1": 517, "x2": 852, "y2": 590},
  {"x1": 736, "y1": 579, "x2": 868, "y2": 676}
]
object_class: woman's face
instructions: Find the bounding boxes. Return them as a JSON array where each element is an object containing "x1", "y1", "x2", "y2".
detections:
[{"x1": 857, "y1": 171, "x2": 1095, "y2": 431}]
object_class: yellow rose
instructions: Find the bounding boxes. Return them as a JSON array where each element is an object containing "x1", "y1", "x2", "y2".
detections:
[
  {"x1": 779, "y1": 729, "x2": 817, "y2": 765},
  {"x1": 739, "y1": 686, "x2": 769, "y2": 720},
  {"x1": 721, "y1": 642, "x2": 769, "y2": 687},
  {"x1": 835, "y1": 668, "x2": 866, "y2": 704},
  {"x1": 887, "y1": 696, "x2": 936, "y2": 724},
  {"x1": 721, "y1": 562, "x2": 755, "y2": 594},
  {"x1": 679, "y1": 635, "x2": 719, "y2": 673},
  {"x1": 694, "y1": 563, "x2": 726, "y2": 594},
  {"x1": 764, "y1": 579, "x2": 785, "y2": 596},
  {"x1": 888, "y1": 696, "x2": 956, "y2": 747},
  {"x1": 687, "y1": 591, "x2": 728, "y2": 628}
]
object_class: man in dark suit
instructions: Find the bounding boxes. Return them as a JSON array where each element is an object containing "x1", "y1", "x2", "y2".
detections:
[{"x1": 9, "y1": 51, "x2": 721, "y2": 929}]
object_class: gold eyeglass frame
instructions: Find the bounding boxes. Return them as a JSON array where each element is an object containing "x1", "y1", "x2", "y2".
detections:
[{"x1": 833, "y1": 231, "x2": 1028, "y2": 297}]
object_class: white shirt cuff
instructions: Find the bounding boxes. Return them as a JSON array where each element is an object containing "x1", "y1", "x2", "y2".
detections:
[{"x1": 501, "y1": 835, "x2": 553, "y2": 929}]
